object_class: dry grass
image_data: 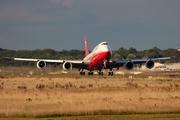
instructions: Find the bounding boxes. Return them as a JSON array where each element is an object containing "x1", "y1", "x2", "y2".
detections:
[{"x1": 0, "y1": 72, "x2": 180, "y2": 117}]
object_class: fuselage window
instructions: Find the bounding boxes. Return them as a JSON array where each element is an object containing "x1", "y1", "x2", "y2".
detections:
[{"x1": 102, "y1": 43, "x2": 108, "y2": 45}]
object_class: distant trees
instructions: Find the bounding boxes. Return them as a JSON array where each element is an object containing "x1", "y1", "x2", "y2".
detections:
[
  {"x1": 0, "y1": 46, "x2": 179, "y2": 66},
  {"x1": 126, "y1": 54, "x2": 137, "y2": 59},
  {"x1": 0, "y1": 48, "x2": 4, "y2": 51}
]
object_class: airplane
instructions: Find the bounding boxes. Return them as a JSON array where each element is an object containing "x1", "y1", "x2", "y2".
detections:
[{"x1": 7, "y1": 34, "x2": 175, "y2": 76}]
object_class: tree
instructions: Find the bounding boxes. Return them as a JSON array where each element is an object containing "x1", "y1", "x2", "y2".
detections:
[
  {"x1": 0, "y1": 48, "x2": 3, "y2": 51},
  {"x1": 128, "y1": 47, "x2": 137, "y2": 54},
  {"x1": 126, "y1": 54, "x2": 137, "y2": 59},
  {"x1": 112, "y1": 53, "x2": 124, "y2": 60},
  {"x1": 0, "y1": 46, "x2": 179, "y2": 67}
]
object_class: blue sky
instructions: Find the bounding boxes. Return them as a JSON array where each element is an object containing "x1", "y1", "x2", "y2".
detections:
[{"x1": 0, "y1": 0, "x2": 180, "y2": 51}]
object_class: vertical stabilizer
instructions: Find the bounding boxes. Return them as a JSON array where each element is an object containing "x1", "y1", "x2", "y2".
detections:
[{"x1": 84, "y1": 34, "x2": 89, "y2": 56}]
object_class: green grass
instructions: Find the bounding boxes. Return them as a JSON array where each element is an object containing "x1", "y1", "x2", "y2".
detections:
[
  {"x1": 35, "y1": 111, "x2": 180, "y2": 118},
  {"x1": 1, "y1": 111, "x2": 180, "y2": 119}
]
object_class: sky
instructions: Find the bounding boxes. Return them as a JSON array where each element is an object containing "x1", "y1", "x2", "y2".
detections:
[{"x1": 0, "y1": 0, "x2": 180, "y2": 51}]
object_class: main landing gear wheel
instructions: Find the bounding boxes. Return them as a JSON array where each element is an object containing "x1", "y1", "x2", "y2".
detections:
[
  {"x1": 98, "y1": 72, "x2": 103, "y2": 76},
  {"x1": 108, "y1": 71, "x2": 113, "y2": 76},
  {"x1": 88, "y1": 72, "x2": 94, "y2": 76},
  {"x1": 80, "y1": 71, "x2": 85, "y2": 75}
]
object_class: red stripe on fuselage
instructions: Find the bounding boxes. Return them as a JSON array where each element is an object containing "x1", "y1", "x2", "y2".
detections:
[{"x1": 87, "y1": 51, "x2": 111, "y2": 70}]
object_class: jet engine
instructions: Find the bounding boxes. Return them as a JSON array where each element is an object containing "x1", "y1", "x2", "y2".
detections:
[
  {"x1": 125, "y1": 61, "x2": 134, "y2": 70},
  {"x1": 37, "y1": 60, "x2": 46, "y2": 69},
  {"x1": 146, "y1": 59, "x2": 154, "y2": 69},
  {"x1": 63, "y1": 62, "x2": 72, "y2": 70}
]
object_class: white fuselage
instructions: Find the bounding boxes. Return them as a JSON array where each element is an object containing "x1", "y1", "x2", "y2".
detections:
[{"x1": 83, "y1": 42, "x2": 112, "y2": 70}]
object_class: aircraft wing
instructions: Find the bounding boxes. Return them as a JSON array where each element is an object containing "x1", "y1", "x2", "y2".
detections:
[
  {"x1": 107, "y1": 56, "x2": 175, "y2": 70},
  {"x1": 6, "y1": 57, "x2": 63, "y2": 63},
  {"x1": 6, "y1": 57, "x2": 90, "y2": 64},
  {"x1": 6, "y1": 57, "x2": 90, "y2": 69},
  {"x1": 111, "y1": 56, "x2": 173, "y2": 64}
]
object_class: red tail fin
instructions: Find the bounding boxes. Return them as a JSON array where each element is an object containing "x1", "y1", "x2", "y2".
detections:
[{"x1": 84, "y1": 34, "x2": 89, "y2": 56}]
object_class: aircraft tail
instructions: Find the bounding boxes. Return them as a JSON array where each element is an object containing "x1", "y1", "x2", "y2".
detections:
[{"x1": 84, "y1": 34, "x2": 89, "y2": 56}]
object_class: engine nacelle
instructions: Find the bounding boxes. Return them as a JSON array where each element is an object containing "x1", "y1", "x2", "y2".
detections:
[
  {"x1": 146, "y1": 60, "x2": 154, "y2": 69},
  {"x1": 63, "y1": 62, "x2": 72, "y2": 70},
  {"x1": 125, "y1": 61, "x2": 134, "y2": 70},
  {"x1": 37, "y1": 60, "x2": 46, "y2": 69}
]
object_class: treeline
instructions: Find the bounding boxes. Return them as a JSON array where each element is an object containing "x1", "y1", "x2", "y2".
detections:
[{"x1": 0, "y1": 47, "x2": 179, "y2": 66}]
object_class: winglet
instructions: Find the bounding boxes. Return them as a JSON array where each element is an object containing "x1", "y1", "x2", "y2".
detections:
[{"x1": 84, "y1": 34, "x2": 89, "y2": 56}]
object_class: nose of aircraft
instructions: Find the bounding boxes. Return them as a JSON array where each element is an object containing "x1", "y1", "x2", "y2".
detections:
[
  {"x1": 101, "y1": 42, "x2": 111, "y2": 52},
  {"x1": 107, "y1": 43, "x2": 111, "y2": 52}
]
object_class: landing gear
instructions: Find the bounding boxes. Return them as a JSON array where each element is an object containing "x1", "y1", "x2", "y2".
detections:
[
  {"x1": 108, "y1": 71, "x2": 113, "y2": 76},
  {"x1": 79, "y1": 68, "x2": 85, "y2": 76},
  {"x1": 80, "y1": 71, "x2": 85, "y2": 75},
  {"x1": 88, "y1": 72, "x2": 94, "y2": 76},
  {"x1": 98, "y1": 72, "x2": 103, "y2": 76}
]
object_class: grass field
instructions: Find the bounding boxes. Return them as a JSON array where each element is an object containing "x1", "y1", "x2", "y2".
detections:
[
  {"x1": 0, "y1": 114, "x2": 180, "y2": 120},
  {"x1": 0, "y1": 70, "x2": 180, "y2": 119}
]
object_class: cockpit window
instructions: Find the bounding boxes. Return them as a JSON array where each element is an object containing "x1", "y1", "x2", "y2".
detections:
[{"x1": 102, "y1": 43, "x2": 108, "y2": 45}]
